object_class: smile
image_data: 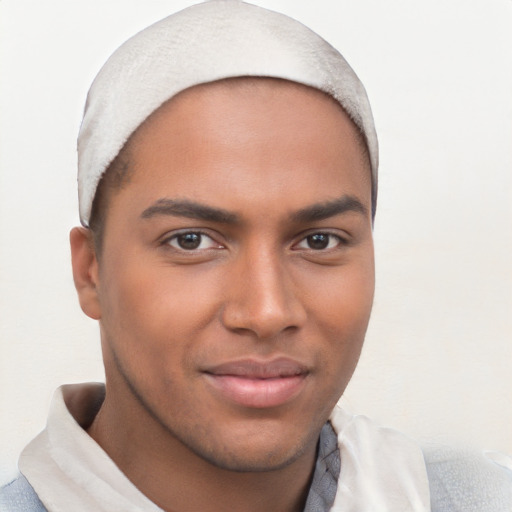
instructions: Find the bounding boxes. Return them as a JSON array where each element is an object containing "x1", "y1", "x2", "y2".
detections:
[{"x1": 203, "y1": 358, "x2": 309, "y2": 409}]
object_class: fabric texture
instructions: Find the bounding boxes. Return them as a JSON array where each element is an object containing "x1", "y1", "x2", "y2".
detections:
[
  {"x1": 329, "y1": 406, "x2": 430, "y2": 511},
  {"x1": 77, "y1": 0, "x2": 378, "y2": 226},
  {"x1": 303, "y1": 422, "x2": 340, "y2": 511},
  {"x1": 424, "y1": 443, "x2": 512, "y2": 512},
  {"x1": 0, "y1": 475, "x2": 47, "y2": 512}
]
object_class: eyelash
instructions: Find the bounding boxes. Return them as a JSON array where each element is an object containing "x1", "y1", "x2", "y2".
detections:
[
  {"x1": 160, "y1": 229, "x2": 347, "y2": 253},
  {"x1": 161, "y1": 230, "x2": 223, "y2": 251},
  {"x1": 293, "y1": 232, "x2": 347, "y2": 251}
]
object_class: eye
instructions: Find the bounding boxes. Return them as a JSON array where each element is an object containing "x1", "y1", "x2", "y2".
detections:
[
  {"x1": 166, "y1": 231, "x2": 221, "y2": 251},
  {"x1": 295, "y1": 233, "x2": 343, "y2": 251}
]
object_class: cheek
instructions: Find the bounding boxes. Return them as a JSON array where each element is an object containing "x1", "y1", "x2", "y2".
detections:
[
  {"x1": 305, "y1": 255, "x2": 374, "y2": 385},
  {"x1": 98, "y1": 258, "x2": 222, "y2": 365},
  {"x1": 306, "y1": 253, "x2": 375, "y2": 331}
]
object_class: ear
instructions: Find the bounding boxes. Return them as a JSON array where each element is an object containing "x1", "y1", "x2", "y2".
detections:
[{"x1": 70, "y1": 227, "x2": 101, "y2": 320}]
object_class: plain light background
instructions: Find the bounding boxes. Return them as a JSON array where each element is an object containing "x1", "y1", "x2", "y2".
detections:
[{"x1": 1, "y1": 0, "x2": 511, "y2": 483}]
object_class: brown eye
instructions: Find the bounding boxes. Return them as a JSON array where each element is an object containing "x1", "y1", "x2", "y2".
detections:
[
  {"x1": 306, "y1": 234, "x2": 330, "y2": 250},
  {"x1": 176, "y1": 233, "x2": 202, "y2": 249},
  {"x1": 166, "y1": 232, "x2": 220, "y2": 251},
  {"x1": 295, "y1": 233, "x2": 343, "y2": 251}
]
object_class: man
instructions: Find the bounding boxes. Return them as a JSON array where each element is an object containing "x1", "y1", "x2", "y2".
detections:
[{"x1": 1, "y1": 1, "x2": 511, "y2": 511}]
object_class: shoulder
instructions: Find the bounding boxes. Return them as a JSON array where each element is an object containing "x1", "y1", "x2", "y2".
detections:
[
  {"x1": 423, "y1": 444, "x2": 512, "y2": 512},
  {"x1": 0, "y1": 474, "x2": 47, "y2": 512}
]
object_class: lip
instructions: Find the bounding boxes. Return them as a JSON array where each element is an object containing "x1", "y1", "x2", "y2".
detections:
[{"x1": 203, "y1": 358, "x2": 309, "y2": 409}]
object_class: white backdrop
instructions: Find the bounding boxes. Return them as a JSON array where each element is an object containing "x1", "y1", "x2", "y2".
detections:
[{"x1": 1, "y1": 0, "x2": 511, "y2": 483}]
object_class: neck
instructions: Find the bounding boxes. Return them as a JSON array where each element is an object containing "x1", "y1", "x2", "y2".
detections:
[{"x1": 87, "y1": 375, "x2": 318, "y2": 512}]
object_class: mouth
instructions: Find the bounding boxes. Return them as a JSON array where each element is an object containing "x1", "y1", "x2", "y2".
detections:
[{"x1": 202, "y1": 358, "x2": 309, "y2": 409}]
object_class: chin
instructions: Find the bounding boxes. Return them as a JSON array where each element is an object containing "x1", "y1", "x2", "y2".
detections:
[
  {"x1": 172, "y1": 417, "x2": 319, "y2": 474},
  {"x1": 188, "y1": 440, "x2": 310, "y2": 474}
]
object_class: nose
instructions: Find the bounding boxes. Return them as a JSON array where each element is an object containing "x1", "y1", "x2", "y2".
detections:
[{"x1": 221, "y1": 245, "x2": 307, "y2": 339}]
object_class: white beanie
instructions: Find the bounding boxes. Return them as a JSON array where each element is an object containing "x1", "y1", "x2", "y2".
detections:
[{"x1": 78, "y1": 0, "x2": 378, "y2": 226}]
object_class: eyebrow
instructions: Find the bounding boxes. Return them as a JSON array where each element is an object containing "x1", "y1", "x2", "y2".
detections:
[
  {"x1": 291, "y1": 195, "x2": 368, "y2": 223},
  {"x1": 140, "y1": 195, "x2": 367, "y2": 225},
  {"x1": 140, "y1": 198, "x2": 238, "y2": 223}
]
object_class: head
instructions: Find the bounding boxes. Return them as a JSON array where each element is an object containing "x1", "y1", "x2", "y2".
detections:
[
  {"x1": 71, "y1": 1, "x2": 378, "y2": 473},
  {"x1": 71, "y1": 76, "x2": 374, "y2": 471}
]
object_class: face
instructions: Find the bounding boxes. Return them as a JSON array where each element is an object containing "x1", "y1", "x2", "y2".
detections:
[{"x1": 82, "y1": 78, "x2": 374, "y2": 472}]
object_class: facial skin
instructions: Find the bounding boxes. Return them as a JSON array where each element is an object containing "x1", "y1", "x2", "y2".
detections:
[{"x1": 71, "y1": 78, "x2": 375, "y2": 512}]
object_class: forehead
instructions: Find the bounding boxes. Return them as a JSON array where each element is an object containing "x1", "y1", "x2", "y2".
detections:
[{"x1": 129, "y1": 77, "x2": 370, "y2": 178}]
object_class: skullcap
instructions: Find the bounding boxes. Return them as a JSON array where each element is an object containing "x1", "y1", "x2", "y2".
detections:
[{"x1": 78, "y1": 0, "x2": 378, "y2": 225}]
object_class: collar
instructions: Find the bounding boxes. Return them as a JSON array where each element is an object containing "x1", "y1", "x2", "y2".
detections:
[
  {"x1": 328, "y1": 405, "x2": 430, "y2": 510},
  {"x1": 20, "y1": 384, "x2": 162, "y2": 512},
  {"x1": 19, "y1": 383, "x2": 430, "y2": 511}
]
